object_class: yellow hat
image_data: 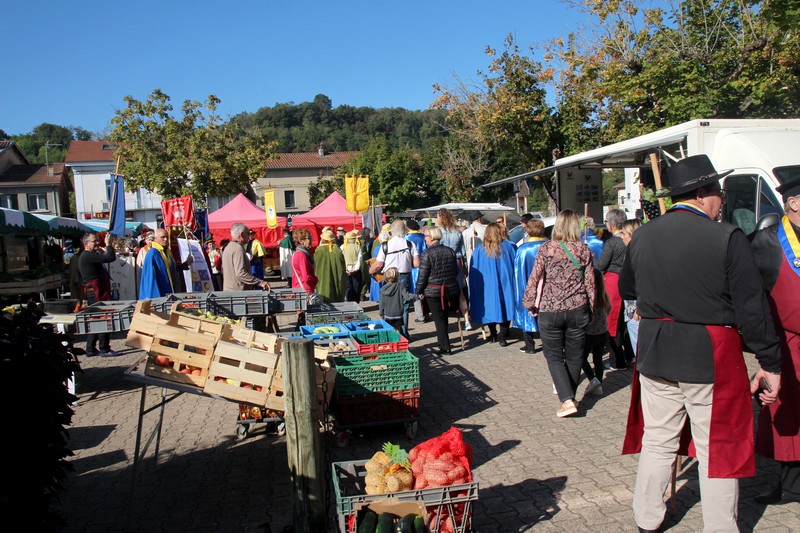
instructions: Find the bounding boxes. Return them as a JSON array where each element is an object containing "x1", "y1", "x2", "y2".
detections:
[
  {"x1": 320, "y1": 229, "x2": 336, "y2": 242},
  {"x1": 380, "y1": 223, "x2": 392, "y2": 234},
  {"x1": 346, "y1": 229, "x2": 360, "y2": 239}
]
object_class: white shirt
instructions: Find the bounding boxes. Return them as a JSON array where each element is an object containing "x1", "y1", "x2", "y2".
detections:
[
  {"x1": 376, "y1": 236, "x2": 419, "y2": 273},
  {"x1": 462, "y1": 222, "x2": 486, "y2": 264}
]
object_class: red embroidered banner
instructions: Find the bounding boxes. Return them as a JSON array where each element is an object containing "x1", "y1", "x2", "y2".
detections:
[{"x1": 161, "y1": 196, "x2": 195, "y2": 229}]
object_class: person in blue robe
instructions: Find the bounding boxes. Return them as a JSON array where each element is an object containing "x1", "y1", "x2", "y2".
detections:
[
  {"x1": 581, "y1": 216, "x2": 604, "y2": 261},
  {"x1": 513, "y1": 219, "x2": 547, "y2": 353},
  {"x1": 139, "y1": 229, "x2": 193, "y2": 299},
  {"x1": 369, "y1": 228, "x2": 391, "y2": 302},
  {"x1": 468, "y1": 222, "x2": 517, "y2": 345},
  {"x1": 405, "y1": 220, "x2": 428, "y2": 321}
]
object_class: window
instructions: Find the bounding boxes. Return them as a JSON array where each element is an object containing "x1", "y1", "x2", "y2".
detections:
[
  {"x1": 27, "y1": 193, "x2": 48, "y2": 211},
  {"x1": 284, "y1": 190, "x2": 296, "y2": 209},
  {"x1": 722, "y1": 174, "x2": 782, "y2": 235},
  {"x1": 0, "y1": 195, "x2": 18, "y2": 209}
]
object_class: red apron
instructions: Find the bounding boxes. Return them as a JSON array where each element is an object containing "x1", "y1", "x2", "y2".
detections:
[
  {"x1": 604, "y1": 271, "x2": 622, "y2": 336},
  {"x1": 82, "y1": 269, "x2": 112, "y2": 305},
  {"x1": 755, "y1": 258, "x2": 800, "y2": 462},
  {"x1": 622, "y1": 323, "x2": 755, "y2": 478}
]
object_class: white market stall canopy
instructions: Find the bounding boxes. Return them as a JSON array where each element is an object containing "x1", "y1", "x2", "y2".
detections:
[{"x1": 403, "y1": 202, "x2": 519, "y2": 224}]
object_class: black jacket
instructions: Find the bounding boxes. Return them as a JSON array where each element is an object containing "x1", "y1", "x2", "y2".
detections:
[{"x1": 415, "y1": 243, "x2": 459, "y2": 298}]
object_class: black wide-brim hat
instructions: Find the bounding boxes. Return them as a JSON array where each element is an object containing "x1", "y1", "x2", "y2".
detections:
[{"x1": 657, "y1": 154, "x2": 733, "y2": 198}]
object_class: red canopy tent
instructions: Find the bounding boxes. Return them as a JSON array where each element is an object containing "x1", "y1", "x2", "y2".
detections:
[
  {"x1": 207, "y1": 193, "x2": 287, "y2": 247},
  {"x1": 290, "y1": 191, "x2": 363, "y2": 245}
]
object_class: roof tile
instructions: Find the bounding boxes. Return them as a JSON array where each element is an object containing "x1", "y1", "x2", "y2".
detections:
[
  {"x1": 65, "y1": 140, "x2": 118, "y2": 163},
  {"x1": 0, "y1": 163, "x2": 67, "y2": 185},
  {"x1": 265, "y1": 151, "x2": 358, "y2": 169}
]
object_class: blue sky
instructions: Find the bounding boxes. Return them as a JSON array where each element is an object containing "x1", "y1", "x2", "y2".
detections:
[{"x1": 2, "y1": 0, "x2": 586, "y2": 136}]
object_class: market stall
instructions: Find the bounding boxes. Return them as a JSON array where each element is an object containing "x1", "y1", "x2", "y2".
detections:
[
  {"x1": 207, "y1": 193, "x2": 287, "y2": 247},
  {"x1": 290, "y1": 191, "x2": 363, "y2": 245},
  {"x1": 0, "y1": 207, "x2": 63, "y2": 297}
]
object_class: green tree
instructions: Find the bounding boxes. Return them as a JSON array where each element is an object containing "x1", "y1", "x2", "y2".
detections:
[
  {"x1": 432, "y1": 34, "x2": 557, "y2": 202},
  {"x1": 110, "y1": 89, "x2": 275, "y2": 202},
  {"x1": 307, "y1": 171, "x2": 344, "y2": 206},
  {"x1": 548, "y1": 0, "x2": 800, "y2": 146},
  {"x1": 339, "y1": 137, "x2": 432, "y2": 213}
]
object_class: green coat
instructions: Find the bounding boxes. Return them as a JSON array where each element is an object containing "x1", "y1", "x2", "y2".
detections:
[{"x1": 313, "y1": 243, "x2": 346, "y2": 303}]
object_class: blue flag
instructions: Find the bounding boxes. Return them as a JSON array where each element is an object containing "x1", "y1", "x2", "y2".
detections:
[{"x1": 108, "y1": 174, "x2": 126, "y2": 236}]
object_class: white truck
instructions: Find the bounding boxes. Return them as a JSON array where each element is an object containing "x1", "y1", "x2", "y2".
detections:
[{"x1": 484, "y1": 119, "x2": 800, "y2": 234}]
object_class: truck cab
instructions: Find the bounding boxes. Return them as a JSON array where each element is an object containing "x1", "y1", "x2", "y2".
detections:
[{"x1": 714, "y1": 127, "x2": 800, "y2": 234}]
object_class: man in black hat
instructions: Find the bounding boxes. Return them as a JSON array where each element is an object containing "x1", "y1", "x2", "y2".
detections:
[
  {"x1": 750, "y1": 175, "x2": 800, "y2": 505},
  {"x1": 619, "y1": 154, "x2": 782, "y2": 532},
  {"x1": 335, "y1": 226, "x2": 346, "y2": 247}
]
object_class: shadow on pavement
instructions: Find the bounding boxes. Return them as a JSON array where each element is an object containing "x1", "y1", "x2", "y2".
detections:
[{"x1": 473, "y1": 475, "x2": 567, "y2": 532}]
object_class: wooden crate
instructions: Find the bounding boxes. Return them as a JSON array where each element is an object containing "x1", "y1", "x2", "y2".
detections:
[
  {"x1": 144, "y1": 324, "x2": 217, "y2": 387},
  {"x1": 222, "y1": 324, "x2": 283, "y2": 354},
  {"x1": 267, "y1": 359, "x2": 337, "y2": 417},
  {"x1": 166, "y1": 302, "x2": 228, "y2": 339},
  {"x1": 203, "y1": 330, "x2": 282, "y2": 406},
  {"x1": 126, "y1": 300, "x2": 169, "y2": 351}
]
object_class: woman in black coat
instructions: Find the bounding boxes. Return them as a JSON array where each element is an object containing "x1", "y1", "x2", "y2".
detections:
[{"x1": 415, "y1": 226, "x2": 460, "y2": 354}]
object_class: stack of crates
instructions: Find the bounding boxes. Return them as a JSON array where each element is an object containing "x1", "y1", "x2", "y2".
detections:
[{"x1": 330, "y1": 318, "x2": 420, "y2": 428}]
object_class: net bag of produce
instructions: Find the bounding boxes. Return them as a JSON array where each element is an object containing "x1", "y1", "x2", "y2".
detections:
[{"x1": 409, "y1": 426, "x2": 473, "y2": 533}]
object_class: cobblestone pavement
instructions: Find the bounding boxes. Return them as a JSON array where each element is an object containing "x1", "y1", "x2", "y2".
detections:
[{"x1": 57, "y1": 288, "x2": 800, "y2": 532}]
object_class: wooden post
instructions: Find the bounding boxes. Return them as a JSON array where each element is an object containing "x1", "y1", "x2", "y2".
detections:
[
  {"x1": 283, "y1": 339, "x2": 326, "y2": 532},
  {"x1": 649, "y1": 153, "x2": 667, "y2": 215}
]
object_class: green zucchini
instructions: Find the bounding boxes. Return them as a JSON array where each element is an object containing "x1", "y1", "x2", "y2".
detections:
[
  {"x1": 413, "y1": 514, "x2": 427, "y2": 533},
  {"x1": 376, "y1": 512, "x2": 396, "y2": 533},
  {"x1": 357, "y1": 509, "x2": 378, "y2": 533},
  {"x1": 396, "y1": 513, "x2": 417, "y2": 533}
]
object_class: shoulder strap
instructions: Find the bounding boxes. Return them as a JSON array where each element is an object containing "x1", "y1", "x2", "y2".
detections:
[
  {"x1": 559, "y1": 241, "x2": 585, "y2": 280},
  {"x1": 382, "y1": 240, "x2": 413, "y2": 256}
]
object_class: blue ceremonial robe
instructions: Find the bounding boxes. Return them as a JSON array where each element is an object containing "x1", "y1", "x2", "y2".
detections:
[
  {"x1": 406, "y1": 231, "x2": 427, "y2": 292},
  {"x1": 369, "y1": 245, "x2": 384, "y2": 302},
  {"x1": 139, "y1": 247, "x2": 174, "y2": 299},
  {"x1": 468, "y1": 240, "x2": 517, "y2": 324},
  {"x1": 582, "y1": 229, "x2": 604, "y2": 261},
  {"x1": 513, "y1": 239, "x2": 546, "y2": 332}
]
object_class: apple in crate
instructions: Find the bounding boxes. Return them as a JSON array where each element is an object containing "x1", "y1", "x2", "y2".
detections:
[{"x1": 155, "y1": 356, "x2": 171, "y2": 367}]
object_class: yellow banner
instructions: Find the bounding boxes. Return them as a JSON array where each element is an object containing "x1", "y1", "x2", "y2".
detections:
[
  {"x1": 345, "y1": 174, "x2": 370, "y2": 213},
  {"x1": 264, "y1": 189, "x2": 278, "y2": 228}
]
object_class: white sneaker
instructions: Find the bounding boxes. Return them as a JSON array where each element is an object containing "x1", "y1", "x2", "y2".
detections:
[
  {"x1": 464, "y1": 321, "x2": 473, "y2": 331},
  {"x1": 552, "y1": 383, "x2": 557, "y2": 395},
  {"x1": 586, "y1": 377, "x2": 603, "y2": 395},
  {"x1": 557, "y1": 399, "x2": 578, "y2": 418}
]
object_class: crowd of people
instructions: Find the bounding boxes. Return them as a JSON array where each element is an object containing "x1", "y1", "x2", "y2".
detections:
[{"x1": 70, "y1": 160, "x2": 800, "y2": 531}]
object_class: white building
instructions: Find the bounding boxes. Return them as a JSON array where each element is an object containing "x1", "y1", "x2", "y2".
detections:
[{"x1": 65, "y1": 141, "x2": 163, "y2": 229}]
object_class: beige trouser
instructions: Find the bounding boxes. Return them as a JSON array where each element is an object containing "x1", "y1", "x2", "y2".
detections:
[{"x1": 634, "y1": 374, "x2": 739, "y2": 532}]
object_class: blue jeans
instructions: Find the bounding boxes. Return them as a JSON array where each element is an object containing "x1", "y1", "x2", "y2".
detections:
[
  {"x1": 538, "y1": 305, "x2": 590, "y2": 402},
  {"x1": 627, "y1": 318, "x2": 640, "y2": 359},
  {"x1": 398, "y1": 273, "x2": 411, "y2": 338}
]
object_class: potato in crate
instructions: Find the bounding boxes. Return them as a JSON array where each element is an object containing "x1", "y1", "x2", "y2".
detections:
[
  {"x1": 167, "y1": 292, "x2": 209, "y2": 312},
  {"x1": 144, "y1": 324, "x2": 216, "y2": 387}
]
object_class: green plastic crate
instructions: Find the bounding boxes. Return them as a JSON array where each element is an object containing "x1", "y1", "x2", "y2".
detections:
[
  {"x1": 333, "y1": 350, "x2": 419, "y2": 395},
  {"x1": 350, "y1": 329, "x2": 409, "y2": 354}
]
